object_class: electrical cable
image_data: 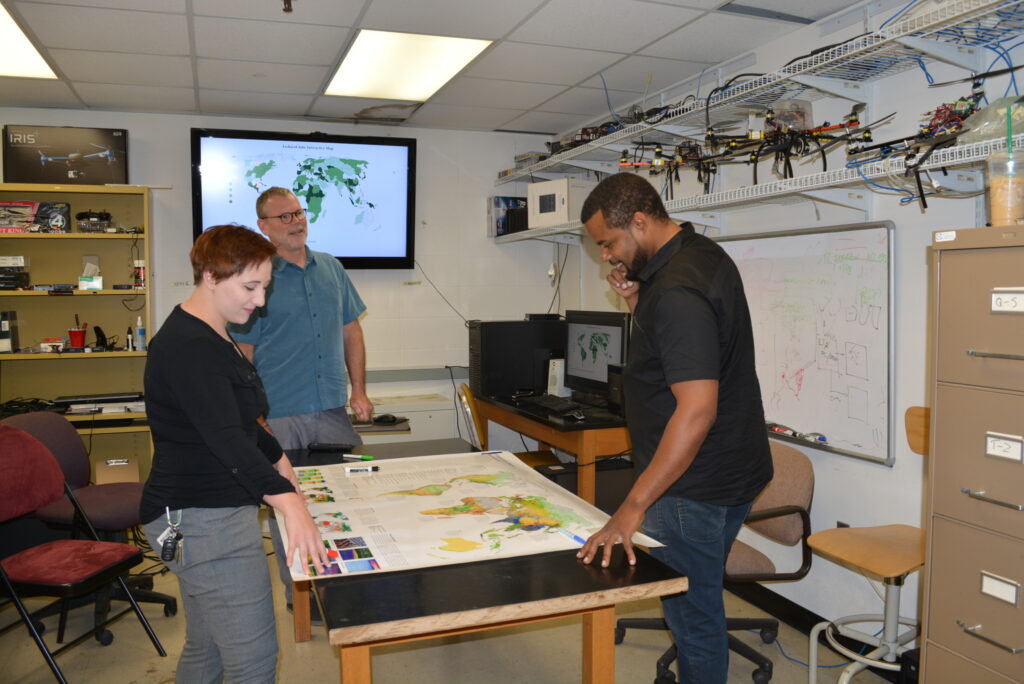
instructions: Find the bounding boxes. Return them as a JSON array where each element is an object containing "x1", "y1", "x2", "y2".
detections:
[
  {"x1": 598, "y1": 72, "x2": 623, "y2": 125},
  {"x1": 879, "y1": 0, "x2": 922, "y2": 30},
  {"x1": 414, "y1": 259, "x2": 467, "y2": 322}
]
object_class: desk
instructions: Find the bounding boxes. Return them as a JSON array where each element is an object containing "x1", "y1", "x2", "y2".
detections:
[
  {"x1": 316, "y1": 547, "x2": 686, "y2": 684},
  {"x1": 287, "y1": 438, "x2": 476, "y2": 642},
  {"x1": 475, "y1": 397, "x2": 631, "y2": 505}
]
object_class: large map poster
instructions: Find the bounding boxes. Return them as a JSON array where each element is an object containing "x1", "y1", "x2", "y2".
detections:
[{"x1": 280, "y1": 450, "x2": 658, "y2": 580}]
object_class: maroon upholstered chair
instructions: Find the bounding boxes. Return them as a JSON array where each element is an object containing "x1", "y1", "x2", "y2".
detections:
[{"x1": 0, "y1": 424, "x2": 165, "y2": 683}]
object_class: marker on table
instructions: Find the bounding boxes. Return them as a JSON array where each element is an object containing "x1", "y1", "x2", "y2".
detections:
[
  {"x1": 342, "y1": 454, "x2": 375, "y2": 461},
  {"x1": 558, "y1": 528, "x2": 587, "y2": 546},
  {"x1": 345, "y1": 465, "x2": 380, "y2": 474}
]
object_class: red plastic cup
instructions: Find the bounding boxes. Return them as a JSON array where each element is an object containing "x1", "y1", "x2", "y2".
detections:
[{"x1": 68, "y1": 328, "x2": 86, "y2": 348}]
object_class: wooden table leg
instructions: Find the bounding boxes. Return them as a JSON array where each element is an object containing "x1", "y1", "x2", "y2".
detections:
[
  {"x1": 576, "y1": 456, "x2": 596, "y2": 505},
  {"x1": 582, "y1": 606, "x2": 615, "y2": 684},
  {"x1": 293, "y1": 579, "x2": 312, "y2": 642},
  {"x1": 339, "y1": 644, "x2": 372, "y2": 684}
]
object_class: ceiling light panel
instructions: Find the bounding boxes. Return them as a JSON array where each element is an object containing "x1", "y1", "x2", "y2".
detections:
[
  {"x1": 0, "y1": 4, "x2": 56, "y2": 78},
  {"x1": 326, "y1": 30, "x2": 491, "y2": 101}
]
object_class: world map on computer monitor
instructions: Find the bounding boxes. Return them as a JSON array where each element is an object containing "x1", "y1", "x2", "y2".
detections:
[{"x1": 198, "y1": 135, "x2": 410, "y2": 258}]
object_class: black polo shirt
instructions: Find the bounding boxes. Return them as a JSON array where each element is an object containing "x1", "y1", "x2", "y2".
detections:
[{"x1": 625, "y1": 224, "x2": 772, "y2": 505}]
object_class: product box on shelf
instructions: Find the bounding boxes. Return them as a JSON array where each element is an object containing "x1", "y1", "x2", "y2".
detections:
[
  {"x1": 3, "y1": 125, "x2": 128, "y2": 184},
  {"x1": 488, "y1": 196, "x2": 528, "y2": 236},
  {"x1": 0, "y1": 201, "x2": 70, "y2": 232}
]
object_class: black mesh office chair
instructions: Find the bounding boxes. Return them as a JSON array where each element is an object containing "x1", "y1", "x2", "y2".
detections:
[{"x1": 615, "y1": 441, "x2": 814, "y2": 684}]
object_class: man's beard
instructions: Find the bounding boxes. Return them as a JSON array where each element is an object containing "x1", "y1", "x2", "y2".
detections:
[{"x1": 625, "y1": 247, "x2": 649, "y2": 281}]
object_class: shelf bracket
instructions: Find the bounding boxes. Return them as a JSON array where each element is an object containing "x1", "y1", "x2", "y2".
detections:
[
  {"x1": 786, "y1": 75, "x2": 869, "y2": 104},
  {"x1": 893, "y1": 36, "x2": 982, "y2": 72},
  {"x1": 794, "y1": 188, "x2": 869, "y2": 212},
  {"x1": 929, "y1": 168, "x2": 983, "y2": 193},
  {"x1": 673, "y1": 211, "x2": 723, "y2": 232}
]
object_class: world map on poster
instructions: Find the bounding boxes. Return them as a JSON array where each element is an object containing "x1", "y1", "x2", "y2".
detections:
[{"x1": 280, "y1": 451, "x2": 660, "y2": 580}]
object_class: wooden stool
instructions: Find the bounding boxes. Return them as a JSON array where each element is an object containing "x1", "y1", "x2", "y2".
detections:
[{"x1": 807, "y1": 524, "x2": 925, "y2": 684}]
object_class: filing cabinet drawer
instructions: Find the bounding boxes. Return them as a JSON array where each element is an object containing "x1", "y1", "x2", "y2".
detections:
[
  {"x1": 923, "y1": 642, "x2": 1016, "y2": 684},
  {"x1": 933, "y1": 384, "x2": 1024, "y2": 539},
  {"x1": 935, "y1": 244, "x2": 1024, "y2": 391},
  {"x1": 927, "y1": 517, "x2": 1024, "y2": 681}
]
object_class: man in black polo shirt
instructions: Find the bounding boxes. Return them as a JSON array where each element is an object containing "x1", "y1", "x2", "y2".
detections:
[{"x1": 577, "y1": 172, "x2": 772, "y2": 683}]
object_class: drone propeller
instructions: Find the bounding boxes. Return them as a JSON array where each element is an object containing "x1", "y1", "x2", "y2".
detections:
[{"x1": 928, "y1": 63, "x2": 1024, "y2": 88}]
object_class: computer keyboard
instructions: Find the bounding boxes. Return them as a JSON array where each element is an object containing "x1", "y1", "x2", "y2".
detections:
[{"x1": 515, "y1": 394, "x2": 581, "y2": 413}]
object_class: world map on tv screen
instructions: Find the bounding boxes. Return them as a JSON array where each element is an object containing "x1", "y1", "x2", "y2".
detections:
[{"x1": 197, "y1": 135, "x2": 411, "y2": 259}]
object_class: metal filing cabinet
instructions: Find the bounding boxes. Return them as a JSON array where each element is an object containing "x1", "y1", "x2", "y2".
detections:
[{"x1": 922, "y1": 227, "x2": 1024, "y2": 683}]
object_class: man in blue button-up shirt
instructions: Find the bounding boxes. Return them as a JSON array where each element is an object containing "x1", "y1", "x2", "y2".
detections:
[{"x1": 232, "y1": 187, "x2": 373, "y2": 446}]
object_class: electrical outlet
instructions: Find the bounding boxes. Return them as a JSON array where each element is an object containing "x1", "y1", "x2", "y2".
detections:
[{"x1": 837, "y1": 521, "x2": 850, "y2": 528}]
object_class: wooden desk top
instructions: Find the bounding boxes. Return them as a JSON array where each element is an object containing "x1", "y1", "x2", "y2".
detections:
[
  {"x1": 317, "y1": 547, "x2": 685, "y2": 646},
  {"x1": 477, "y1": 396, "x2": 626, "y2": 432}
]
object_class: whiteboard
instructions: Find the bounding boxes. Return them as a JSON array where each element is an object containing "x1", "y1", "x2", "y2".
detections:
[{"x1": 718, "y1": 222, "x2": 894, "y2": 464}]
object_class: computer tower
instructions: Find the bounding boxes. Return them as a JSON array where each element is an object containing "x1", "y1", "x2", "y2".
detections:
[
  {"x1": 468, "y1": 319, "x2": 566, "y2": 398},
  {"x1": 535, "y1": 458, "x2": 635, "y2": 515}
]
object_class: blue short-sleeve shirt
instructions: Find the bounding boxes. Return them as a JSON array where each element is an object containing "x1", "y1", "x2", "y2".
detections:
[{"x1": 229, "y1": 248, "x2": 365, "y2": 419}]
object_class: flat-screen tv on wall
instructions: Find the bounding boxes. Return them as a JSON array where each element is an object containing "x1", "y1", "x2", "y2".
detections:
[{"x1": 190, "y1": 128, "x2": 416, "y2": 269}]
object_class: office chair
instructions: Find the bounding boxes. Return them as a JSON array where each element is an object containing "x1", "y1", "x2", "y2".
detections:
[
  {"x1": 0, "y1": 424, "x2": 166, "y2": 683},
  {"x1": 1, "y1": 411, "x2": 177, "y2": 642},
  {"x1": 457, "y1": 383, "x2": 560, "y2": 467},
  {"x1": 615, "y1": 440, "x2": 814, "y2": 684}
]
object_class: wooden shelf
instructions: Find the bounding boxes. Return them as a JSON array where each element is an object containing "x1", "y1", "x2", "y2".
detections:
[
  {"x1": 0, "y1": 289, "x2": 145, "y2": 296},
  {"x1": 0, "y1": 232, "x2": 145, "y2": 239},
  {"x1": 0, "y1": 351, "x2": 145, "y2": 360}
]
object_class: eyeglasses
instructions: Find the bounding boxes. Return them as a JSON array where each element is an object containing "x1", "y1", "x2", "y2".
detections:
[{"x1": 260, "y1": 208, "x2": 306, "y2": 224}]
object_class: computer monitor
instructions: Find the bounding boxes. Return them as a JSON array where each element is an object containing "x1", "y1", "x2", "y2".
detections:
[{"x1": 564, "y1": 310, "x2": 629, "y2": 402}]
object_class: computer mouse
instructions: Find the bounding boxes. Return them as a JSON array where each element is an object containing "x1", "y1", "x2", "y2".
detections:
[
  {"x1": 563, "y1": 409, "x2": 586, "y2": 421},
  {"x1": 373, "y1": 413, "x2": 398, "y2": 425}
]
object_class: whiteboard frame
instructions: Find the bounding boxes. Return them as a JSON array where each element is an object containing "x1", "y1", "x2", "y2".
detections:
[{"x1": 716, "y1": 220, "x2": 895, "y2": 466}]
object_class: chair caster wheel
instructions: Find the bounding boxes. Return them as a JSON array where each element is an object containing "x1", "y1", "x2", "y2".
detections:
[
  {"x1": 760, "y1": 627, "x2": 777, "y2": 644},
  {"x1": 95, "y1": 629, "x2": 114, "y2": 646},
  {"x1": 614, "y1": 626, "x2": 625, "y2": 644},
  {"x1": 164, "y1": 601, "x2": 178, "y2": 617},
  {"x1": 752, "y1": 669, "x2": 771, "y2": 684},
  {"x1": 32, "y1": 620, "x2": 46, "y2": 635}
]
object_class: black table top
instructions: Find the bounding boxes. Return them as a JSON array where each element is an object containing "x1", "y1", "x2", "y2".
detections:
[
  {"x1": 478, "y1": 395, "x2": 626, "y2": 431},
  {"x1": 286, "y1": 437, "x2": 476, "y2": 468},
  {"x1": 315, "y1": 546, "x2": 684, "y2": 643}
]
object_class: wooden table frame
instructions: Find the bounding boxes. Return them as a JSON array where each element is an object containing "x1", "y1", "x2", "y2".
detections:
[
  {"x1": 319, "y1": 551, "x2": 686, "y2": 684},
  {"x1": 474, "y1": 397, "x2": 631, "y2": 505}
]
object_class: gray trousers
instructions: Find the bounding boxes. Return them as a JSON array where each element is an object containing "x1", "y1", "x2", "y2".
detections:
[{"x1": 144, "y1": 506, "x2": 277, "y2": 684}]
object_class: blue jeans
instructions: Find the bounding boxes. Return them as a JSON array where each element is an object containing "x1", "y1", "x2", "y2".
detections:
[
  {"x1": 644, "y1": 496, "x2": 752, "y2": 684},
  {"x1": 143, "y1": 506, "x2": 277, "y2": 684}
]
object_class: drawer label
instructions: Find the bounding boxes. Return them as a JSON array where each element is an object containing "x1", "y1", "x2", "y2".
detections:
[
  {"x1": 980, "y1": 571, "x2": 1020, "y2": 606},
  {"x1": 991, "y1": 288, "x2": 1024, "y2": 313},
  {"x1": 985, "y1": 432, "x2": 1024, "y2": 462},
  {"x1": 934, "y1": 230, "x2": 957, "y2": 242}
]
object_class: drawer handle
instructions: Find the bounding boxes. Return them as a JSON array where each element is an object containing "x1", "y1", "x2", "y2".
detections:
[
  {"x1": 966, "y1": 349, "x2": 1024, "y2": 362},
  {"x1": 957, "y1": 621, "x2": 1024, "y2": 654},
  {"x1": 960, "y1": 488, "x2": 1024, "y2": 511}
]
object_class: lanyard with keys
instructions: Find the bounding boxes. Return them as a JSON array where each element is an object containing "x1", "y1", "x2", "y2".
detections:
[{"x1": 157, "y1": 507, "x2": 183, "y2": 563}]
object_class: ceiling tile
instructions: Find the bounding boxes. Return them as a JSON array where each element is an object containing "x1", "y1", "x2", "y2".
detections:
[
  {"x1": 640, "y1": 11, "x2": 798, "y2": 63},
  {"x1": 13, "y1": 3, "x2": 189, "y2": 55},
  {"x1": 498, "y1": 110, "x2": 587, "y2": 135},
  {"x1": 309, "y1": 96, "x2": 421, "y2": 121},
  {"x1": 510, "y1": 0, "x2": 702, "y2": 52},
  {"x1": 580, "y1": 55, "x2": 710, "y2": 94},
  {"x1": 466, "y1": 42, "x2": 623, "y2": 86},
  {"x1": 537, "y1": 86, "x2": 638, "y2": 116},
  {"x1": 0, "y1": 76, "x2": 82, "y2": 108},
  {"x1": 197, "y1": 58, "x2": 329, "y2": 94},
  {"x1": 192, "y1": 0, "x2": 360, "y2": 25},
  {"x1": 361, "y1": 0, "x2": 545, "y2": 39},
  {"x1": 74, "y1": 83, "x2": 196, "y2": 112},
  {"x1": 199, "y1": 90, "x2": 315, "y2": 116},
  {"x1": 431, "y1": 77, "x2": 567, "y2": 110},
  {"x1": 193, "y1": 16, "x2": 349, "y2": 65},
  {"x1": 407, "y1": 103, "x2": 526, "y2": 131},
  {"x1": 14, "y1": 0, "x2": 185, "y2": 11},
  {"x1": 49, "y1": 50, "x2": 193, "y2": 88}
]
